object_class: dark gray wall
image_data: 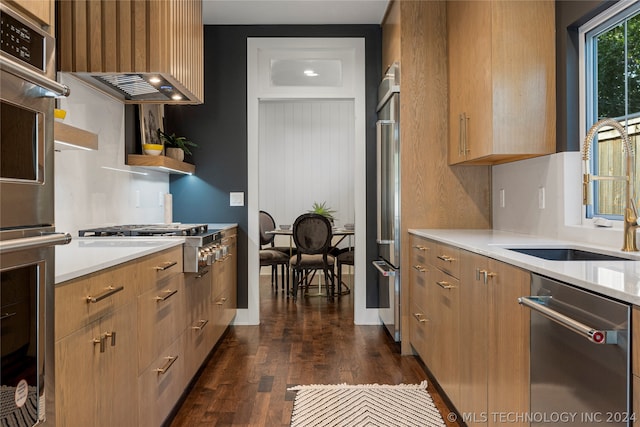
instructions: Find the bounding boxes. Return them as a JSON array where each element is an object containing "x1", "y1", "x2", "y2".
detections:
[
  {"x1": 165, "y1": 25, "x2": 382, "y2": 309},
  {"x1": 556, "y1": 1, "x2": 618, "y2": 152}
]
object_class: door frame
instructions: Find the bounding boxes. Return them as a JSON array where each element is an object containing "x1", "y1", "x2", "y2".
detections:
[{"x1": 236, "y1": 37, "x2": 377, "y2": 325}]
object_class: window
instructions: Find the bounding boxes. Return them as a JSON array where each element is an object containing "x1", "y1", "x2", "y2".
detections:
[{"x1": 583, "y1": 2, "x2": 640, "y2": 219}]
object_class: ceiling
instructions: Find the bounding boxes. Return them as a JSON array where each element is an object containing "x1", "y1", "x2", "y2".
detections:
[{"x1": 202, "y1": 0, "x2": 390, "y2": 25}]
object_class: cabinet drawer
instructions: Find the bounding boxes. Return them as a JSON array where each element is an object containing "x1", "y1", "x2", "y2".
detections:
[
  {"x1": 138, "y1": 334, "x2": 185, "y2": 427},
  {"x1": 184, "y1": 315, "x2": 215, "y2": 381},
  {"x1": 410, "y1": 235, "x2": 432, "y2": 265},
  {"x1": 137, "y1": 246, "x2": 184, "y2": 295},
  {"x1": 410, "y1": 261, "x2": 430, "y2": 308},
  {"x1": 137, "y1": 274, "x2": 185, "y2": 373},
  {"x1": 55, "y1": 262, "x2": 137, "y2": 339},
  {"x1": 409, "y1": 301, "x2": 430, "y2": 363},
  {"x1": 434, "y1": 243, "x2": 460, "y2": 278}
]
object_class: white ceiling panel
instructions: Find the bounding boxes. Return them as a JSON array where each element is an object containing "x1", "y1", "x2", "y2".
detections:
[{"x1": 202, "y1": 0, "x2": 389, "y2": 25}]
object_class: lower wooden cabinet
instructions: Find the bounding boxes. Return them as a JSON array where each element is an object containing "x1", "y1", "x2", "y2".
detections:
[
  {"x1": 408, "y1": 234, "x2": 530, "y2": 426},
  {"x1": 55, "y1": 303, "x2": 138, "y2": 427},
  {"x1": 55, "y1": 230, "x2": 238, "y2": 427}
]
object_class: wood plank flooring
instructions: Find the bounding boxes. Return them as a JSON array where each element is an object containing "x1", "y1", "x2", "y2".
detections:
[{"x1": 169, "y1": 276, "x2": 461, "y2": 427}]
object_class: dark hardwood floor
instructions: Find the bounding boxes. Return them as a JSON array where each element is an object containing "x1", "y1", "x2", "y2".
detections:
[{"x1": 169, "y1": 275, "x2": 461, "y2": 427}]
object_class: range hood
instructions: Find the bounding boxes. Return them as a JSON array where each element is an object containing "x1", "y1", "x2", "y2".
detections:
[{"x1": 57, "y1": 0, "x2": 203, "y2": 104}]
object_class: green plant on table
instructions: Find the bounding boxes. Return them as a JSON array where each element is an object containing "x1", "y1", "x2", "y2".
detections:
[
  {"x1": 157, "y1": 129, "x2": 198, "y2": 155},
  {"x1": 309, "y1": 201, "x2": 336, "y2": 222}
]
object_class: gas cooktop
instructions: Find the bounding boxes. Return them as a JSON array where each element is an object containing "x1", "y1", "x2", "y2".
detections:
[{"x1": 78, "y1": 224, "x2": 209, "y2": 237}]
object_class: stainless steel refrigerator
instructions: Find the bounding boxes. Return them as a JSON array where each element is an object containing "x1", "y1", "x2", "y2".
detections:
[{"x1": 373, "y1": 63, "x2": 401, "y2": 342}]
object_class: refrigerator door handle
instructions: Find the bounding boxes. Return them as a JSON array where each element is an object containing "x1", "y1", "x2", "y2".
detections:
[{"x1": 376, "y1": 119, "x2": 396, "y2": 244}]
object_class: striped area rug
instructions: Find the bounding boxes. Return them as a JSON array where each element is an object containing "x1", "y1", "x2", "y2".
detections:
[{"x1": 288, "y1": 381, "x2": 446, "y2": 427}]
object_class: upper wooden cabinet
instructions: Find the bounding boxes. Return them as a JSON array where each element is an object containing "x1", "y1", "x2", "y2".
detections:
[
  {"x1": 5, "y1": 0, "x2": 54, "y2": 33},
  {"x1": 447, "y1": 0, "x2": 556, "y2": 165},
  {"x1": 57, "y1": 0, "x2": 203, "y2": 104}
]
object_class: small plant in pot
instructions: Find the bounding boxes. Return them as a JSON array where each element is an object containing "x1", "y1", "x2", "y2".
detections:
[
  {"x1": 157, "y1": 129, "x2": 197, "y2": 162},
  {"x1": 308, "y1": 201, "x2": 336, "y2": 224}
]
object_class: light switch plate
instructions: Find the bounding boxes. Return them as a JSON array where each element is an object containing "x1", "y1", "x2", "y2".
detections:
[{"x1": 230, "y1": 192, "x2": 245, "y2": 206}]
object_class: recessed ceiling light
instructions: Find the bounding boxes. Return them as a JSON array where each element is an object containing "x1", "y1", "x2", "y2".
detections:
[
  {"x1": 304, "y1": 69, "x2": 318, "y2": 77},
  {"x1": 171, "y1": 94, "x2": 183, "y2": 100},
  {"x1": 148, "y1": 77, "x2": 162, "y2": 84}
]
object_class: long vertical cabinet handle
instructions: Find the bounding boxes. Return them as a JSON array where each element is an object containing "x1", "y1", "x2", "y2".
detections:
[
  {"x1": 458, "y1": 113, "x2": 465, "y2": 157},
  {"x1": 463, "y1": 113, "x2": 469, "y2": 155}
]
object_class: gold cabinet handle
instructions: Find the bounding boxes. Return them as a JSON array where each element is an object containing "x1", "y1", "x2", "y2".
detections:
[
  {"x1": 437, "y1": 255, "x2": 455, "y2": 262},
  {"x1": 86, "y1": 285, "x2": 124, "y2": 303},
  {"x1": 155, "y1": 289, "x2": 178, "y2": 302},
  {"x1": 458, "y1": 113, "x2": 465, "y2": 156},
  {"x1": 412, "y1": 245, "x2": 428, "y2": 251},
  {"x1": 191, "y1": 319, "x2": 209, "y2": 331},
  {"x1": 412, "y1": 265, "x2": 427, "y2": 273},
  {"x1": 155, "y1": 355, "x2": 178, "y2": 375},
  {"x1": 154, "y1": 261, "x2": 178, "y2": 271},
  {"x1": 93, "y1": 335, "x2": 107, "y2": 353},
  {"x1": 105, "y1": 331, "x2": 116, "y2": 347},
  {"x1": 216, "y1": 297, "x2": 228, "y2": 306},
  {"x1": 413, "y1": 313, "x2": 428, "y2": 323},
  {"x1": 436, "y1": 280, "x2": 455, "y2": 289}
]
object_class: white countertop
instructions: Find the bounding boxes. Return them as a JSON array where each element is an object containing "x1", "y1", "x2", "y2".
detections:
[
  {"x1": 409, "y1": 229, "x2": 640, "y2": 306},
  {"x1": 55, "y1": 238, "x2": 184, "y2": 284},
  {"x1": 55, "y1": 223, "x2": 238, "y2": 284}
]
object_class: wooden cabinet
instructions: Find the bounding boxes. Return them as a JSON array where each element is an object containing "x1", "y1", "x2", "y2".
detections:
[
  {"x1": 57, "y1": 0, "x2": 203, "y2": 104},
  {"x1": 447, "y1": 0, "x2": 555, "y2": 165},
  {"x1": 408, "y1": 235, "x2": 460, "y2": 405},
  {"x1": 136, "y1": 246, "x2": 183, "y2": 376},
  {"x1": 6, "y1": 0, "x2": 53, "y2": 32},
  {"x1": 55, "y1": 265, "x2": 138, "y2": 427},
  {"x1": 458, "y1": 250, "x2": 530, "y2": 427},
  {"x1": 408, "y1": 233, "x2": 530, "y2": 426},
  {"x1": 56, "y1": 235, "x2": 238, "y2": 427}
]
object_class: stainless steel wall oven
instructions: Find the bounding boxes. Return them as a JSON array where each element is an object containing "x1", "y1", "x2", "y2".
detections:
[{"x1": 1, "y1": 4, "x2": 70, "y2": 426}]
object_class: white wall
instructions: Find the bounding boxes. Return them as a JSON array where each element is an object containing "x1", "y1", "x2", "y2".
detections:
[
  {"x1": 55, "y1": 74, "x2": 169, "y2": 236},
  {"x1": 258, "y1": 99, "x2": 355, "y2": 230},
  {"x1": 492, "y1": 151, "x2": 630, "y2": 250}
]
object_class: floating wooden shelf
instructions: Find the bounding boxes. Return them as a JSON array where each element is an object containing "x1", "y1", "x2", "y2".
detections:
[
  {"x1": 54, "y1": 121, "x2": 99, "y2": 151},
  {"x1": 126, "y1": 154, "x2": 195, "y2": 175}
]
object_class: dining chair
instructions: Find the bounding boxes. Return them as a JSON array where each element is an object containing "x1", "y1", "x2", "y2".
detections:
[
  {"x1": 290, "y1": 213, "x2": 336, "y2": 300},
  {"x1": 259, "y1": 210, "x2": 290, "y2": 293},
  {"x1": 333, "y1": 247, "x2": 354, "y2": 295}
]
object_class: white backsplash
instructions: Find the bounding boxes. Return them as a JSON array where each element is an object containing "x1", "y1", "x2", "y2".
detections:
[
  {"x1": 492, "y1": 151, "x2": 629, "y2": 250},
  {"x1": 55, "y1": 74, "x2": 169, "y2": 237}
]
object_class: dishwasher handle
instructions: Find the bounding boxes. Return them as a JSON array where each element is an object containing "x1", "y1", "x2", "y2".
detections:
[{"x1": 518, "y1": 296, "x2": 618, "y2": 344}]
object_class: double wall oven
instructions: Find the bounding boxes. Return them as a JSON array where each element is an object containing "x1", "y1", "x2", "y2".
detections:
[{"x1": 1, "y1": 4, "x2": 70, "y2": 426}]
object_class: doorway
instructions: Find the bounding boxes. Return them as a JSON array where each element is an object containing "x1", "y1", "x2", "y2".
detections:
[{"x1": 241, "y1": 37, "x2": 377, "y2": 325}]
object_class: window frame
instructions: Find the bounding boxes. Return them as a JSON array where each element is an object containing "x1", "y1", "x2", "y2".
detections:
[{"x1": 579, "y1": 0, "x2": 640, "y2": 220}]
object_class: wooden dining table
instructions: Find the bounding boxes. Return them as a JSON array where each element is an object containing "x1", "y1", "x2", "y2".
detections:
[{"x1": 267, "y1": 227, "x2": 354, "y2": 296}]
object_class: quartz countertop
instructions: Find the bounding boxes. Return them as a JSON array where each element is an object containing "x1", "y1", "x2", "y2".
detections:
[
  {"x1": 55, "y1": 238, "x2": 184, "y2": 284},
  {"x1": 55, "y1": 223, "x2": 238, "y2": 284},
  {"x1": 408, "y1": 229, "x2": 640, "y2": 306}
]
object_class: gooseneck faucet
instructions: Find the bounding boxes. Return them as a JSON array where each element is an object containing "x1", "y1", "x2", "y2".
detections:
[{"x1": 582, "y1": 118, "x2": 638, "y2": 252}]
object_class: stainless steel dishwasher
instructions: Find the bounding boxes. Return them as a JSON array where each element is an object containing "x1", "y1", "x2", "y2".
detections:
[{"x1": 519, "y1": 274, "x2": 631, "y2": 426}]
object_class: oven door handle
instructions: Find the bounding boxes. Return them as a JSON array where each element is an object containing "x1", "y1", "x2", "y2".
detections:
[
  {"x1": 518, "y1": 296, "x2": 618, "y2": 344},
  {"x1": 0, "y1": 232, "x2": 72, "y2": 254},
  {"x1": 372, "y1": 260, "x2": 397, "y2": 277},
  {"x1": 1, "y1": 56, "x2": 70, "y2": 97}
]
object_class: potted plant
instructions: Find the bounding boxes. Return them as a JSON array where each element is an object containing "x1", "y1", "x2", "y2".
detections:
[
  {"x1": 157, "y1": 129, "x2": 197, "y2": 162},
  {"x1": 309, "y1": 201, "x2": 336, "y2": 223}
]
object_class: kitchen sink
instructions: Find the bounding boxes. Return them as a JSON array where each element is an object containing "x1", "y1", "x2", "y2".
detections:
[{"x1": 505, "y1": 247, "x2": 633, "y2": 261}]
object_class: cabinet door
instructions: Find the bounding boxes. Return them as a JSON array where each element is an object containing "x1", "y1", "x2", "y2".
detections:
[
  {"x1": 459, "y1": 251, "x2": 488, "y2": 427},
  {"x1": 431, "y1": 268, "x2": 460, "y2": 406},
  {"x1": 487, "y1": 259, "x2": 530, "y2": 427},
  {"x1": 184, "y1": 270, "x2": 215, "y2": 380},
  {"x1": 7, "y1": 0, "x2": 52, "y2": 28},
  {"x1": 409, "y1": 236, "x2": 432, "y2": 360},
  {"x1": 447, "y1": 0, "x2": 492, "y2": 164},
  {"x1": 55, "y1": 304, "x2": 137, "y2": 427}
]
